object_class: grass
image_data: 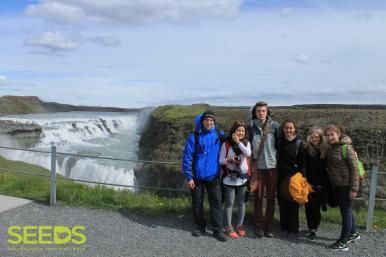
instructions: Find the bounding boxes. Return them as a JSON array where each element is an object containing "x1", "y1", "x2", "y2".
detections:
[
  {"x1": 0, "y1": 156, "x2": 385, "y2": 230},
  {"x1": 152, "y1": 104, "x2": 210, "y2": 122}
]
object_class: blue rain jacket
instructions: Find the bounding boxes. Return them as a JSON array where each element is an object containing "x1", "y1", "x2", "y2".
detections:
[{"x1": 182, "y1": 114, "x2": 222, "y2": 181}]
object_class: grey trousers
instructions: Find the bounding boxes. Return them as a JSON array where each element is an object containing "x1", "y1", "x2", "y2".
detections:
[{"x1": 223, "y1": 185, "x2": 247, "y2": 229}]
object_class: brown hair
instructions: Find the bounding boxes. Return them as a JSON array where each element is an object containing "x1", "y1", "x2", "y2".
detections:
[
  {"x1": 281, "y1": 119, "x2": 297, "y2": 134},
  {"x1": 229, "y1": 121, "x2": 248, "y2": 141},
  {"x1": 251, "y1": 101, "x2": 270, "y2": 119},
  {"x1": 324, "y1": 123, "x2": 344, "y2": 138}
]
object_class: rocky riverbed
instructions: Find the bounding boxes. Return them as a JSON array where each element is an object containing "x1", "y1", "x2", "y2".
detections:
[{"x1": 0, "y1": 120, "x2": 42, "y2": 147}]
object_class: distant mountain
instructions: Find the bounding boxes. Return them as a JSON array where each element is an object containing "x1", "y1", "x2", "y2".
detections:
[{"x1": 0, "y1": 96, "x2": 139, "y2": 116}]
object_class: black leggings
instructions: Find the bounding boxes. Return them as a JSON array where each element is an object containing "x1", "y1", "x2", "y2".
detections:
[{"x1": 305, "y1": 188, "x2": 323, "y2": 231}]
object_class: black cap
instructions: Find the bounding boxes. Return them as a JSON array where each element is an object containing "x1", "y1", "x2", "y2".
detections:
[{"x1": 201, "y1": 111, "x2": 216, "y2": 122}]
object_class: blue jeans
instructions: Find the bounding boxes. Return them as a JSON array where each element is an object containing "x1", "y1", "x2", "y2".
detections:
[{"x1": 335, "y1": 186, "x2": 357, "y2": 242}]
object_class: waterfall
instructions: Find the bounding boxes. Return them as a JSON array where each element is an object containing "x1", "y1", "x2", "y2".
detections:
[{"x1": 0, "y1": 111, "x2": 146, "y2": 191}]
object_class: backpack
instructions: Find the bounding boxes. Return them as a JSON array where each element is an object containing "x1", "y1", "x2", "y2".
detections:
[{"x1": 342, "y1": 144, "x2": 365, "y2": 179}]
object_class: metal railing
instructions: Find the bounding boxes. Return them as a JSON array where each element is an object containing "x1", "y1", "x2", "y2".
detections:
[{"x1": 0, "y1": 145, "x2": 384, "y2": 232}]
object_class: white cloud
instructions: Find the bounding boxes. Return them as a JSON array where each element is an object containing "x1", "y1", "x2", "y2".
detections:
[
  {"x1": 279, "y1": 7, "x2": 293, "y2": 18},
  {"x1": 24, "y1": 32, "x2": 79, "y2": 52},
  {"x1": 294, "y1": 53, "x2": 311, "y2": 65},
  {"x1": 24, "y1": 32, "x2": 121, "y2": 55},
  {"x1": 88, "y1": 36, "x2": 121, "y2": 47},
  {"x1": 0, "y1": 76, "x2": 35, "y2": 87},
  {"x1": 349, "y1": 84, "x2": 386, "y2": 94},
  {"x1": 25, "y1": 1, "x2": 96, "y2": 25},
  {"x1": 25, "y1": 0, "x2": 243, "y2": 25}
]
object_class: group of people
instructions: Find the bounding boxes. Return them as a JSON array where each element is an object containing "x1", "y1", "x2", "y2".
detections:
[{"x1": 182, "y1": 101, "x2": 361, "y2": 251}]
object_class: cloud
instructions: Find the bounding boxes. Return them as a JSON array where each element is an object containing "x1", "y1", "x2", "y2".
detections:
[
  {"x1": 279, "y1": 8, "x2": 293, "y2": 18},
  {"x1": 294, "y1": 53, "x2": 311, "y2": 65},
  {"x1": 354, "y1": 12, "x2": 372, "y2": 21},
  {"x1": 24, "y1": 32, "x2": 121, "y2": 55},
  {"x1": 25, "y1": 0, "x2": 243, "y2": 25},
  {"x1": 0, "y1": 75, "x2": 35, "y2": 88},
  {"x1": 154, "y1": 84, "x2": 386, "y2": 106},
  {"x1": 24, "y1": 32, "x2": 79, "y2": 52},
  {"x1": 25, "y1": 1, "x2": 96, "y2": 25},
  {"x1": 88, "y1": 36, "x2": 121, "y2": 47},
  {"x1": 348, "y1": 84, "x2": 386, "y2": 94}
]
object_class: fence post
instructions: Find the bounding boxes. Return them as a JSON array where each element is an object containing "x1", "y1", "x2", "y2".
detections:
[
  {"x1": 366, "y1": 163, "x2": 378, "y2": 232},
  {"x1": 50, "y1": 144, "x2": 57, "y2": 206}
]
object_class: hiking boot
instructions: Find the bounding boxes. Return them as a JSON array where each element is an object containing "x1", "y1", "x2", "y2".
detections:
[
  {"x1": 214, "y1": 230, "x2": 227, "y2": 242},
  {"x1": 347, "y1": 232, "x2": 360, "y2": 243},
  {"x1": 264, "y1": 224, "x2": 274, "y2": 238},
  {"x1": 306, "y1": 230, "x2": 316, "y2": 241},
  {"x1": 255, "y1": 225, "x2": 264, "y2": 238},
  {"x1": 236, "y1": 225, "x2": 246, "y2": 237},
  {"x1": 192, "y1": 227, "x2": 206, "y2": 237},
  {"x1": 225, "y1": 226, "x2": 238, "y2": 238},
  {"x1": 329, "y1": 240, "x2": 348, "y2": 251}
]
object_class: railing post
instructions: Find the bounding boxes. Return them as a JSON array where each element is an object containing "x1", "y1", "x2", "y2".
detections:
[
  {"x1": 366, "y1": 163, "x2": 378, "y2": 232},
  {"x1": 50, "y1": 144, "x2": 57, "y2": 206}
]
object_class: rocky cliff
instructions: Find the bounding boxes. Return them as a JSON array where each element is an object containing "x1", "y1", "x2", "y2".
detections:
[
  {"x1": 136, "y1": 104, "x2": 386, "y2": 206},
  {"x1": 0, "y1": 95, "x2": 138, "y2": 116}
]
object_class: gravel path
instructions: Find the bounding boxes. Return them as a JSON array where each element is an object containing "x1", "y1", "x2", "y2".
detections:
[{"x1": 0, "y1": 202, "x2": 385, "y2": 257}]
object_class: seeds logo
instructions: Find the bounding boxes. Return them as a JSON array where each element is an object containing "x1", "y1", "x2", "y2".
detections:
[{"x1": 6, "y1": 225, "x2": 86, "y2": 251}]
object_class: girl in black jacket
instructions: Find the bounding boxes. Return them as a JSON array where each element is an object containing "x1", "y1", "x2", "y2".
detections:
[
  {"x1": 304, "y1": 127, "x2": 328, "y2": 240},
  {"x1": 277, "y1": 120, "x2": 306, "y2": 237}
]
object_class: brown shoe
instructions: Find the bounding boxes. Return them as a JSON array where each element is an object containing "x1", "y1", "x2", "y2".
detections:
[
  {"x1": 255, "y1": 225, "x2": 264, "y2": 238},
  {"x1": 264, "y1": 224, "x2": 274, "y2": 238}
]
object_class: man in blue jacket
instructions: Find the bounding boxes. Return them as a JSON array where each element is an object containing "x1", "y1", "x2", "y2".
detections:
[{"x1": 182, "y1": 111, "x2": 227, "y2": 242}]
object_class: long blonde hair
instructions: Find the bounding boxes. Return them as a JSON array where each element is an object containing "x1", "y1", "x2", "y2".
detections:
[{"x1": 306, "y1": 127, "x2": 327, "y2": 159}]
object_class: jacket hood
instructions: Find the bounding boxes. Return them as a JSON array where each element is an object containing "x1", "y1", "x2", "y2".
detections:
[
  {"x1": 338, "y1": 134, "x2": 352, "y2": 145},
  {"x1": 194, "y1": 114, "x2": 203, "y2": 132}
]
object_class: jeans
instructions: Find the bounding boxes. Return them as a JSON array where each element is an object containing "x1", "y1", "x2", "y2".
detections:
[
  {"x1": 191, "y1": 177, "x2": 223, "y2": 233},
  {"x1": 335, "y1": 186, "x2": 357, "y2": 242},
  {"x1": 254, "y1": 168, "x2": 278, "y2": 225}
]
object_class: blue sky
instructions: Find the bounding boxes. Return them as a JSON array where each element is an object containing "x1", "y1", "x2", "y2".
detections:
[{"x1": 0, "y1": 0, "x2": 385, "y2": 107}]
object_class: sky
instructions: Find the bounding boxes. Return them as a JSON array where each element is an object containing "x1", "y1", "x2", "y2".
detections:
[{"x1": 0, "y1": 0, "x2": 386, "y2": 107}]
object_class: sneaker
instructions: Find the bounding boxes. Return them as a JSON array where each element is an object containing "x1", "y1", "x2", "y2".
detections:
[
  {"x1": 214, "y1": 230, "x2": 228, "y2": 242},
  {"x1": 306, "y1": 230, "x2": 316, "y2": 241},
  {"x1": 255, "y1": 225, "x2": 264, "y2": 238},
  {"x1": 264, "y1": 224, "x2": 274, "y2": 238},
  {"x1": 236, "y1": 226, "x2": 246, "y2": 237},
  {"x1": 347, "y1": 232, "x2": 360, "y2": 243},
  {"x1": 192, "y1": 227, "x2": 206, "y2": 237},
  {"x1": 329, "y1": 240, "x2": 348, "y2": 251},
  {"x1": 225, "y1": 227, "x2": 238, "y2": 238}
]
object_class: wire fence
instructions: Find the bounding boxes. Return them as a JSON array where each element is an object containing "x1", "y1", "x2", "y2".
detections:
[
  {"x1": 0, "y1": 145, "x2": 180, "y2": 165},
  {"x1": 0, "y1": 144, "x2": 384, "y2": 231}
]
